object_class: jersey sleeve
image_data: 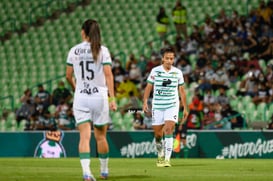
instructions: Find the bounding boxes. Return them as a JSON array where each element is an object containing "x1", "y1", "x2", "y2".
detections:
[
  {"x1": 147, "y1": 68, "x2": 156, "y2": 84},
  {"x1": 101, "y1": 47, "x2": 112, "y2": 66},
  {"x1": 66, "y1": 47, "x2": 75, "y2": 66},
  {"x1": 178, "y1": 70, "x2": 185, "y2": 86}
]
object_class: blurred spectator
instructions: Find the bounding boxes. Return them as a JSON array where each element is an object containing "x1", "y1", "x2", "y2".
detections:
[
  {"x1": 51, "y1": 81, "x2": 72, "y2": 106},
  {"x1": 238, "y1": 71, "x2": 258, "y2": 97},
  {"x1": 172, "y1": 0, "x2": 187, "y2": 39},
  {"x1": 132, "y1": 112, "x2": 145, "y2": 130},
  {"x1": 210, "y1": 65, "x2": 230, "y2": 90},
  {"x1": 120, "y1": 91, "x2": 140, "y2": 115},
  {"x1": 35, "y1": 84, "x2": 51, "y2": 111},
  {"x1": 156, "y1": 6, "x2": 170, "y2": 39},
  {"x1": 145, "y1": 54, "x2": 161, "y2": 74},
  {"x1": 186, "y1": 96, "x2": 203, "y2": 129},
  {"x1": 196, "y1": 51, "x2": 208, "y2": 72},
  {"x1": 258, "y1": 36, "x2": 273, "y2": 62},
  {"x1": 202, "y1": 103, "x2": 216, "y2": 128},
  {"x1": 31, "y1": 104, "x2": 56, "y2": 131},
  {"x1": 137, "y1": 54, "x2": 148, "y2": 76},
  {"x1": 204, "y1": 103, "x2": 227, "y2": 129},
  {"x1": 257, "y1": 0, "x2": 272, "y2": 24},
  {"x1": 265, "y1": 63, "x2": 273, "y2": 83},
  {"x1": 143, "y1": 111, "x2": 153, "y2": 130},
  {"x1": 116, "y1": 75, "x2": 140, "y2": 100},
  {"x1": 113, "y1": 66, "x2": 125, "y2": 83},
  {"x1": 197, "y1": 71, "x2": 212, "y2": 92},
  {"x1": 125, "y1": 53, "x2": 138, "y2": 72},
  {"x1": 15, "y1": 88, "x2": 35, "y2": 127},
  {"x1": 175, "y1": 57, "x2": 192, "y2": 84},
  {"x1": 221, "y1": 104, "x2": 244, "y2": 129},
  {"x1": 201, "y1": 15, "x2": 214, "y2": 38},
  {"x1": 215, "y1": 87, "x2": 230, "y2": 110},
  {"x1": 128, "y1": 63, "x2": 142, "y2": 84},
  {"x1": 203, "y1": 89, "x2": 216, "y2": 106},
  {"x1": 226, "y1": 60, "x2": 240, "y2": 84},
  {"x1": 55, "y1": 100, "x2": 75, "y2": 130},
  {"x1": 268, "y1": 81, "x2": 273, "y2": 102},
  {"x1": 252, "y1": 82, "x2": 269, "y2": 105}
]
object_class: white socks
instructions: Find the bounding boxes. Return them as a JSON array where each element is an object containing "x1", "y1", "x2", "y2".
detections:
[
  {"x1": 164, "y1": 136, "x2": 173, "y2": 161},
  {"x1": 80, "y1": 159, "x2": 91, "y2": 176},
  {"x1": 99, "y1": 158, "x2": 109, "y2": 173}
]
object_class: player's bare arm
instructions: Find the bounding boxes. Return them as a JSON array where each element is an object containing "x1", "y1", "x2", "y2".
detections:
[
  {"x1": 104, "y1": 64, "x2": 117, "y2": 111},
  {"x1": 143, "y1": 83, "x2": 153, "y2": 113},
  {"x1": 66, "y1": 65, "x2": 75, "y2": 92},
  {"x1": 179, "y1": 85, "x2": 188, "y2": 123}
]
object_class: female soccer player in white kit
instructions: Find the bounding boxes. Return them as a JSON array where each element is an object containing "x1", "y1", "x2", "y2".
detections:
[
  {"x1": 143, "y1": 47, "x2": 188, "y2": 167},
  {"x1": 66, "y1": 19, "x2": 117, "y2": 181}
]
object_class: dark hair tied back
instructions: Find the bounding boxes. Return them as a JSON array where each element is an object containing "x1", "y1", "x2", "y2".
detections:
[{"x1": 82, "y1": 19, "x2": 101, "y2": 61}]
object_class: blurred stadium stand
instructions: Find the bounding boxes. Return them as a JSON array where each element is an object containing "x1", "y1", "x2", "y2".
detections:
[{"x1": 1, "y1": 0, "x2": 272, "y2": 131}]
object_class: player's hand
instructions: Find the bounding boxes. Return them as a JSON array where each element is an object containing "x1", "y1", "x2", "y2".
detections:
[
  {"x1": 182, "y1": 109, "x2": 189, "y2": 123},
  {"x1": 178, "y1": 123, "x2": 183, "y2": 131},
  {"x1": 142, "y1": 102, "x2": 149, "y2": 113},
  {"x1": 109, "y1": 101, "x2": 117, "y2": 111}
]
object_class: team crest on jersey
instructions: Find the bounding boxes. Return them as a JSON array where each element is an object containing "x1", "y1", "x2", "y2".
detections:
[
  {"x1": 170, "y1": 72, "x2": 178, "y2": 77},
  {"x1": 34, "y1": 130, "x2": 66, "y2": 158}
]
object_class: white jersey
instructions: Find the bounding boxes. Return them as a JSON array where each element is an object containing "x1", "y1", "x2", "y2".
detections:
[
  {"x1": 147, "y1": 65, "x2": 184, "y2": 110},
  {"x1": 66, "y1": 41, "x2": 112, "y2": 97}
]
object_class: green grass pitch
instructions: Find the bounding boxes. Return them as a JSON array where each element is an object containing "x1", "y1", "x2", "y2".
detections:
[{"x1": 0, "y1": 158, "x2": 273, "y2": 181}]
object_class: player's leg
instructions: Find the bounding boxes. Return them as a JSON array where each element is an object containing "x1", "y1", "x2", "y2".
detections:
[
  {"x1": 92, "y1": 95, "x2": 110, "y2": 179},
  {"x1": 163, "y1": 107, "x2": 179, "y2": 167},
  {"x1": 163, "y1": 120, "x2": 176, "y2": 166},
  {"x1": 73, "y1": 96, "x2": 96, "y2": 181},
  {"x1": 152, "y1": 109, "x2": 165, "y2": 167},
  {"x1": 153, "y1": 125, "x2": 165, "y2": 167},
  {"x1": 78, "y1": 121, "x2": 96, "y2": 180},
  {"x1": 94, "y1": 125, "x2": 109, "y2": 180}
]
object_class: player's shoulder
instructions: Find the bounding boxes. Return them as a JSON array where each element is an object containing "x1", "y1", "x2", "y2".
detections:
[
  {"x1": 171, "y1": 66, "x2": 182, "y2": 73},
  {"x1": 151, "y1": 65, "x2": 163, "y2": 71},
  {"x1": 69, "y1": 42, "x2": 87, "y2": 52},
  {"x1": 100, "y1": 45, "x2": 110, "y2": 53}
]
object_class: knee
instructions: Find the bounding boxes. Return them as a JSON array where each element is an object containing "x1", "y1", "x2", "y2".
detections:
[
  {"x1": 80, "y1": 132, "x2": 91, "y2": 142},
  {"x1": 164, "y1": 125, "x2": 175, "y2": 134}
]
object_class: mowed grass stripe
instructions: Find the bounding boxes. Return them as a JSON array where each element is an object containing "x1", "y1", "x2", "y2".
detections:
[{"x1": 0, "y1": 158, "x2": 272, "y2": 181}]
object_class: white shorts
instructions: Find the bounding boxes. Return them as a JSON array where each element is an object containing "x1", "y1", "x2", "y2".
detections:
[
  {"x1": 152, "y1": 106, "x2": 179, "y2": 126},
  {"x1": 73, "y1": 94, "x2": 109, "y2": 126}
]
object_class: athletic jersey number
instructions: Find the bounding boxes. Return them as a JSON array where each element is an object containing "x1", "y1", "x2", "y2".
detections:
[{"x1": 79, "y1": 61, "x2": 94, "y2": 80}]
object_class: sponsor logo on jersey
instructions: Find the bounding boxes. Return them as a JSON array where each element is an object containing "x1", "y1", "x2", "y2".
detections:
[
  {"x1": 80, "y1": 87, "x2": 99, "y2": 95},
  {"x1": 74, "y1": 48, "x2": 91, "y2": 55}
]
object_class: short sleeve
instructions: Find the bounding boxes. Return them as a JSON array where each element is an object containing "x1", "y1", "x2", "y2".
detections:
[
  {"x1": 101, "y1": 47, "x2": 112, "y2": 66},
  {"x1": 178, "y1": 70, "x2": 185, "y2": 86},
  {"x1": 147, "y1": 68, "x2": 156, "y2": 84},
  {"x1": 66, "y1": 47, "x2": 75, "y2": 66}
]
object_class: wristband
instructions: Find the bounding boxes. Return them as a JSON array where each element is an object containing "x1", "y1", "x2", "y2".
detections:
[{"x1": 109, "y1": 97, "x2": 116, "y2": 102}]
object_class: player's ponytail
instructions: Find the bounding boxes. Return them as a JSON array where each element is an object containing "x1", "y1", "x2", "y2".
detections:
[{"x1": 82, "y1": 19, "x2": 101, "y2": 62}]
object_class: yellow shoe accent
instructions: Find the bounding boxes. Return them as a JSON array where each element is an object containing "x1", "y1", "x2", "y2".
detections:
[
  {"x1": 164, "y1": 160, "x2": 171, "y2": 167},
  {"x1": 156, "y1": 157, "x2": 164, "y2": 167}
]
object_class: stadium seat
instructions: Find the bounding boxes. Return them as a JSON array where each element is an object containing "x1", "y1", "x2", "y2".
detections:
[{"x1": 122, "y1": 112, "x2": 134, "y2": 131}]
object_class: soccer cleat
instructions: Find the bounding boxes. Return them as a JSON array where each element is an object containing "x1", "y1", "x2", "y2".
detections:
[
  {"x1": 156, "y1": 157, "x2": 165, "y2": 167},
  {"x1": 100, "y1": 173, "x2": 108, "y2": 180},
  {"x1": 163, "y1": 160, "x2": 171, "y2": 167},
  {"x1": 83, "y1": 174, "x2": 96, "y2": 181}
]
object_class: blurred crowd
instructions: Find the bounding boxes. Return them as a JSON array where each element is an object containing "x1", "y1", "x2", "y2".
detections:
[
  {"x1": 1, "y1": 0, "x2": 273, "y2": 131},
  {"x1": 112, "y1": 0, "x2": 273, "y2": 130}
]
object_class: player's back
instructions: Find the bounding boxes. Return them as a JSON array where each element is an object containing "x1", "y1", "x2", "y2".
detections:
[{"x1": 67, "y1": 41, "x2": 112, "y2": 96}]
